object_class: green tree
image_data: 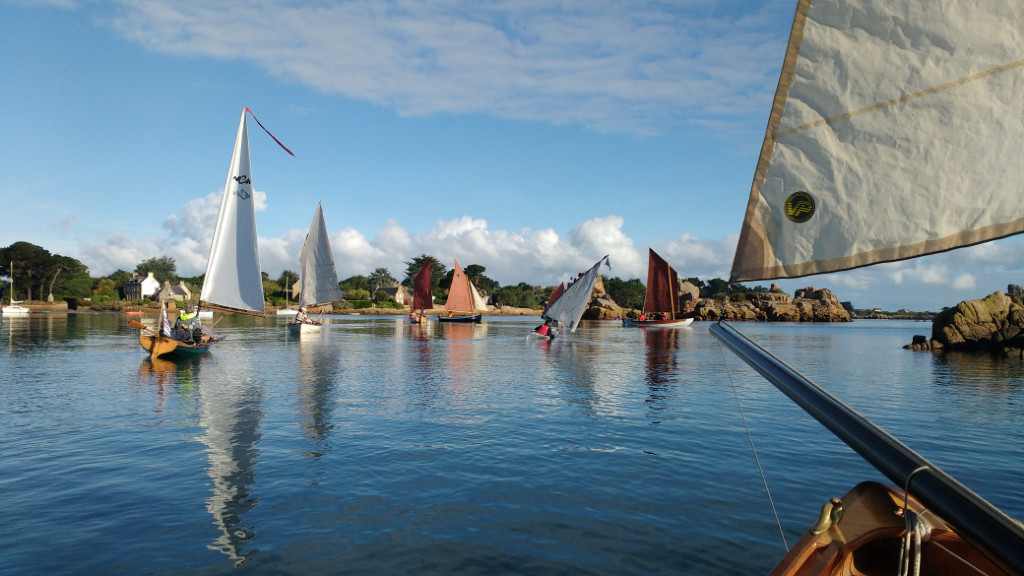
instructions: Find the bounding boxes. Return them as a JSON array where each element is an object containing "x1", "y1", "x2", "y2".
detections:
[
  {"x1": 339, "y1": 275, "x2": 369, "y2": 293},
  {"x1": 603, "y1": 277, "x2": 646, "y2": 309},
  {"x1": 108, "y1": 269, "x2": 132, "y2": 298},
  {"x1": 45, "y1": 254, "x2": 88, "y2": 299},
  {"x1": 94, "y1": 278, "x2": 119, "y2": 299},
  {"x1": 263, "y1": 280, "x2": 281, "y2": 300},
  {"x1": 278, "y1": 270, "x2": 299, "y2": 300},
  {"x1": 368, "y1": 267, "x2": 396, "y2": 296},
  {"x1": 1, "y1": 241, "x2": 51, "y2": 301},
  {"x1": 464, "y1": 264, "x2": 498, "y2": 294},
  {"x1": 491, "y1": 282, "x2": 542, "y2": 309},
  {"x1": 135, "y1": 256, "x2": 177, "y2": 284}
]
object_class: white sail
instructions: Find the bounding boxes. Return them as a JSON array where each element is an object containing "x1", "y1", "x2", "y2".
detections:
[
  {"x1": 200, "y1": 110, "x2": 265, "y2": 313},
  {"x1": 731, "y1": 2, "x2": 1024, "y2": 282},
  {"x1": 298, "y1": 203, "x2": 342, "y2": 307},
  {"x1": 470, "y1": 282, "x2": 487, "y2": 312},
  {"x1": 542, "y1": 255, "x2": 608, "y2": 333}
]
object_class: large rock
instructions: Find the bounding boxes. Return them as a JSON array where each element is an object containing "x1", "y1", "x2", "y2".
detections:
[{"x1": 905, "y1": 290, "x2": 1024, "y2": 356}]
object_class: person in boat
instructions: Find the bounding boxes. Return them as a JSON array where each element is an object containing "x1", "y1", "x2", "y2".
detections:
[
  {"x1": 295, "y1": 307, "x2": 311, "y2": 324},
  {"x1": 172, "y1": 312, "x2": 194, "y2": 344},
  {"x1": 533, "y1": 319, "x2": 553, "y2": 337}
]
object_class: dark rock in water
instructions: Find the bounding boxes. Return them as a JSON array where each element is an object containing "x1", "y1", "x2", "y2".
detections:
[{"x1": 905, "y1": 289, "x2": 1024, "y2": 357}]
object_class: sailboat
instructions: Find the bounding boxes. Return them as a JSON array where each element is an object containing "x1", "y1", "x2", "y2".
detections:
[
  {"x1": 287, "y1": 202, "x2": 342, "y2": 334},
  {"x1": 138, "y1": 109, "x2": 285, "y2": 358},
  {"x1": 438, "y1": 260, "x2": 486, "y2": 323},
  {"x1": 1, "y1": 261, "x2": 29, "y2": 315},
  {"x1": 711, "y1": 3, "x2": 1024, "y2": 575},
  {"x1": 534, "y1": 255, "x2": 609, "y2": 337},
  {"x1": 622, "y1": 248, "x2": 693, "y2": 328},
  {"x1": 409, "y1": 262, "x2": 432, "y2": 324}
]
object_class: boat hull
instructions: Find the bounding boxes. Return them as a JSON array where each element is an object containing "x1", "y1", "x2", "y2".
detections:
[
  {"x1": 286, "y1": 321, "x2": 323, "y2": 334},
  {"x1": 439, "y1": 314, "x2": 482, "y2": 323},
  {"x1": 138, "y1": 335, "x2": 212, "y2": 359},
  {"x1": 622, "y1": 317, "x2": 693, "y2": 328},
  {"x1": 770, "y1": 481, "x2": 1010, "y2": 576}
]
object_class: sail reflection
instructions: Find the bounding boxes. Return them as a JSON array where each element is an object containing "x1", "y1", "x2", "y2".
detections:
[
  {"x1": 643, "y1": 328, "x2": 679, "y2": 422},
  {"x1": 296, "y1": 332, "x2": 336, "y2": 463},
  {"x1": 198, "y1": 368, "x2": 263, "y2": 566}
]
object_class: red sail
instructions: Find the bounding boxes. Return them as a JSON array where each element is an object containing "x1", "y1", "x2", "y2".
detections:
[
  {"x1": 547, "y1": 283, "x2": 565, "y2": 307},
  {"x1": 644, "y1": 248, "x2": 677, "y2": 314},
  {"x1": 412, "y1": 264, "x2": 432, "y2": 310},
  {"x1": 443, "y1": 260, "x2": 474, "y2": 312}
]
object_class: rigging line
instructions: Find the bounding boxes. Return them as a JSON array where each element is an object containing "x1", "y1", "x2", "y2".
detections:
[
  {"x1": 715, "y1": 325, "x2": 789, "y2": 552},
  {"x1": 775, "y1": 57, "x2": 1024, "y2": 138}
]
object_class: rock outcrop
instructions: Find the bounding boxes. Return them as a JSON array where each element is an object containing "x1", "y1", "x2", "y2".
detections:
[
  {"x1": 905, "y1": 289, "x2": 1024, "y2": 357},
  {"x1": 691, "y1": 286, "x2": 851, "y2": 323},
  {"x1": 583, "y1": 275, "x2": 623, "y2": 320}
]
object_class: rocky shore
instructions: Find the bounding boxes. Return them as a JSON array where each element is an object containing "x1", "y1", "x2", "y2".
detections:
[{"x1": 904, "y1": 288, "x2": 1024, "y2": 357}]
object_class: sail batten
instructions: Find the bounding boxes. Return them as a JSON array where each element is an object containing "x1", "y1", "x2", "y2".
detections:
[
  {"x1": 731, "y1": 1, "x2": 1024, "y2": 282},
  {"x1": 200, "y1": 111, "x2": 265, "y2": 313},
  {"x1": 297, "y1": 203, "x2": 342, "y2": 307}
]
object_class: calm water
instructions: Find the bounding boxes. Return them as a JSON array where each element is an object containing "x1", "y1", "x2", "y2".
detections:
[{"x1": 1, "y1": 314, "x2": 1022, "y2": 575}]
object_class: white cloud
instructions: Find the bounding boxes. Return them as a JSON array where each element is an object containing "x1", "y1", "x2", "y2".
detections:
[
  {"x1": 103, "y1": 0, "x2": 787, "y2": 135},
  {"x1": 951, "y1": 273, "x2": 976, "y2": 291}
]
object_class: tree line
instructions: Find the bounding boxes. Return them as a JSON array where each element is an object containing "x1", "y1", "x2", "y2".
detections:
[{"x1": 1, "y1": 241, "x2": 798, "y2": 310}]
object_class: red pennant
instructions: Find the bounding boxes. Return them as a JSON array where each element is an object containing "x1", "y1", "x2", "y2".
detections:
[{"x1": 245, "y1": 107, "x2": 295, "y2": 156}]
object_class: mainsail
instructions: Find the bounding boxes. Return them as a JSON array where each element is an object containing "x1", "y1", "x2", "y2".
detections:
[
  {"x1": 412, "y1": 264, "x2": 432, "y2": 310},
  {"x1": 731, "y1": 2, "x2": 1024, "y2": 282},
  {"x1": 297, "y1": 202, "x2": 342, "y2": 308},
  {"x1": 200, "y1": 110, "x2": 265, "y2": 314},
  {"x1": 443, "y1": 260, "x2": 483, "y2": 313},
  {"x1": 643, "y1": 248, "x2": 678, "y2": 315},
  {"x1": 542, "y1": 255, "x2": 608, "y2": 333}
]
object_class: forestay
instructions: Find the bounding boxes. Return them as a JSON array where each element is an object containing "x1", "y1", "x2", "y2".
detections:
[{"x1": 731, "y1": 1, "x2": 1024, "y2": 282}]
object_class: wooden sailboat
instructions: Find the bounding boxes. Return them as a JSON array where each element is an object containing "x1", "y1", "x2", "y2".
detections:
[
  {"x1": 622, "y1": 248, "x2": 693, "y2": 328},
  {"x1": 712, "y1": 3, "x2": 1024, "y2": 575},
  {"x1": 287, "y1": 202, "x2": 342, "y2": 334},
  {"x1": 409, "y1": 262, "x2": 432, "y2": 324},
  {"x1": 536, "y1": 255, "x2": 609, "y2": 336},
  {"x1": 139, "y1": 108, "x2": 283, "y2": 358},
  {"x1": 439, "y1": 260, "x2": 486, "y2": 323}
]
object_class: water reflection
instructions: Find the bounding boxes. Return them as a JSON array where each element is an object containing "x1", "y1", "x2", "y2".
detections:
[
  {"x1": 137, "y1": 356, "x2": 203, "y2": 415},
  {"x1": 296, "y1": 331, "x2": 336, "y2": 463},
  {"x1": 198, "y1": 365, "x2": 263, "y2": 566}
]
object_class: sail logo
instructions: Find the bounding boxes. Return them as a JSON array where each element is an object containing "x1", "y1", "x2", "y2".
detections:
[
  {"x1": 785, "y1": 191, "x2": 815, "y2": 223},
  {"x1": 232, "y1": 175, "x2": 251, "y2": 199}
]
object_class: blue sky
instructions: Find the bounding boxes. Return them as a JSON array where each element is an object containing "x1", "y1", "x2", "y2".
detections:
[{"x1": 3, "y1": 0, "x2": 1022, "y2": 312}]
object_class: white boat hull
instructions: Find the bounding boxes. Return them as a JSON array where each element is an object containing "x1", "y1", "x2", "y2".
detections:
[
  {"x1": 286, "y1": 321, "x2": 323, "y2": 334},
  {"x1": 1, "y1": 305, "x2": 30, "y2": 315}
]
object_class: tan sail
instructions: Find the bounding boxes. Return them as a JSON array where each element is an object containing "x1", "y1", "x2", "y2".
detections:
[{"x1": 731, "y1": 1, "x2": 1024, "y2": 282}]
